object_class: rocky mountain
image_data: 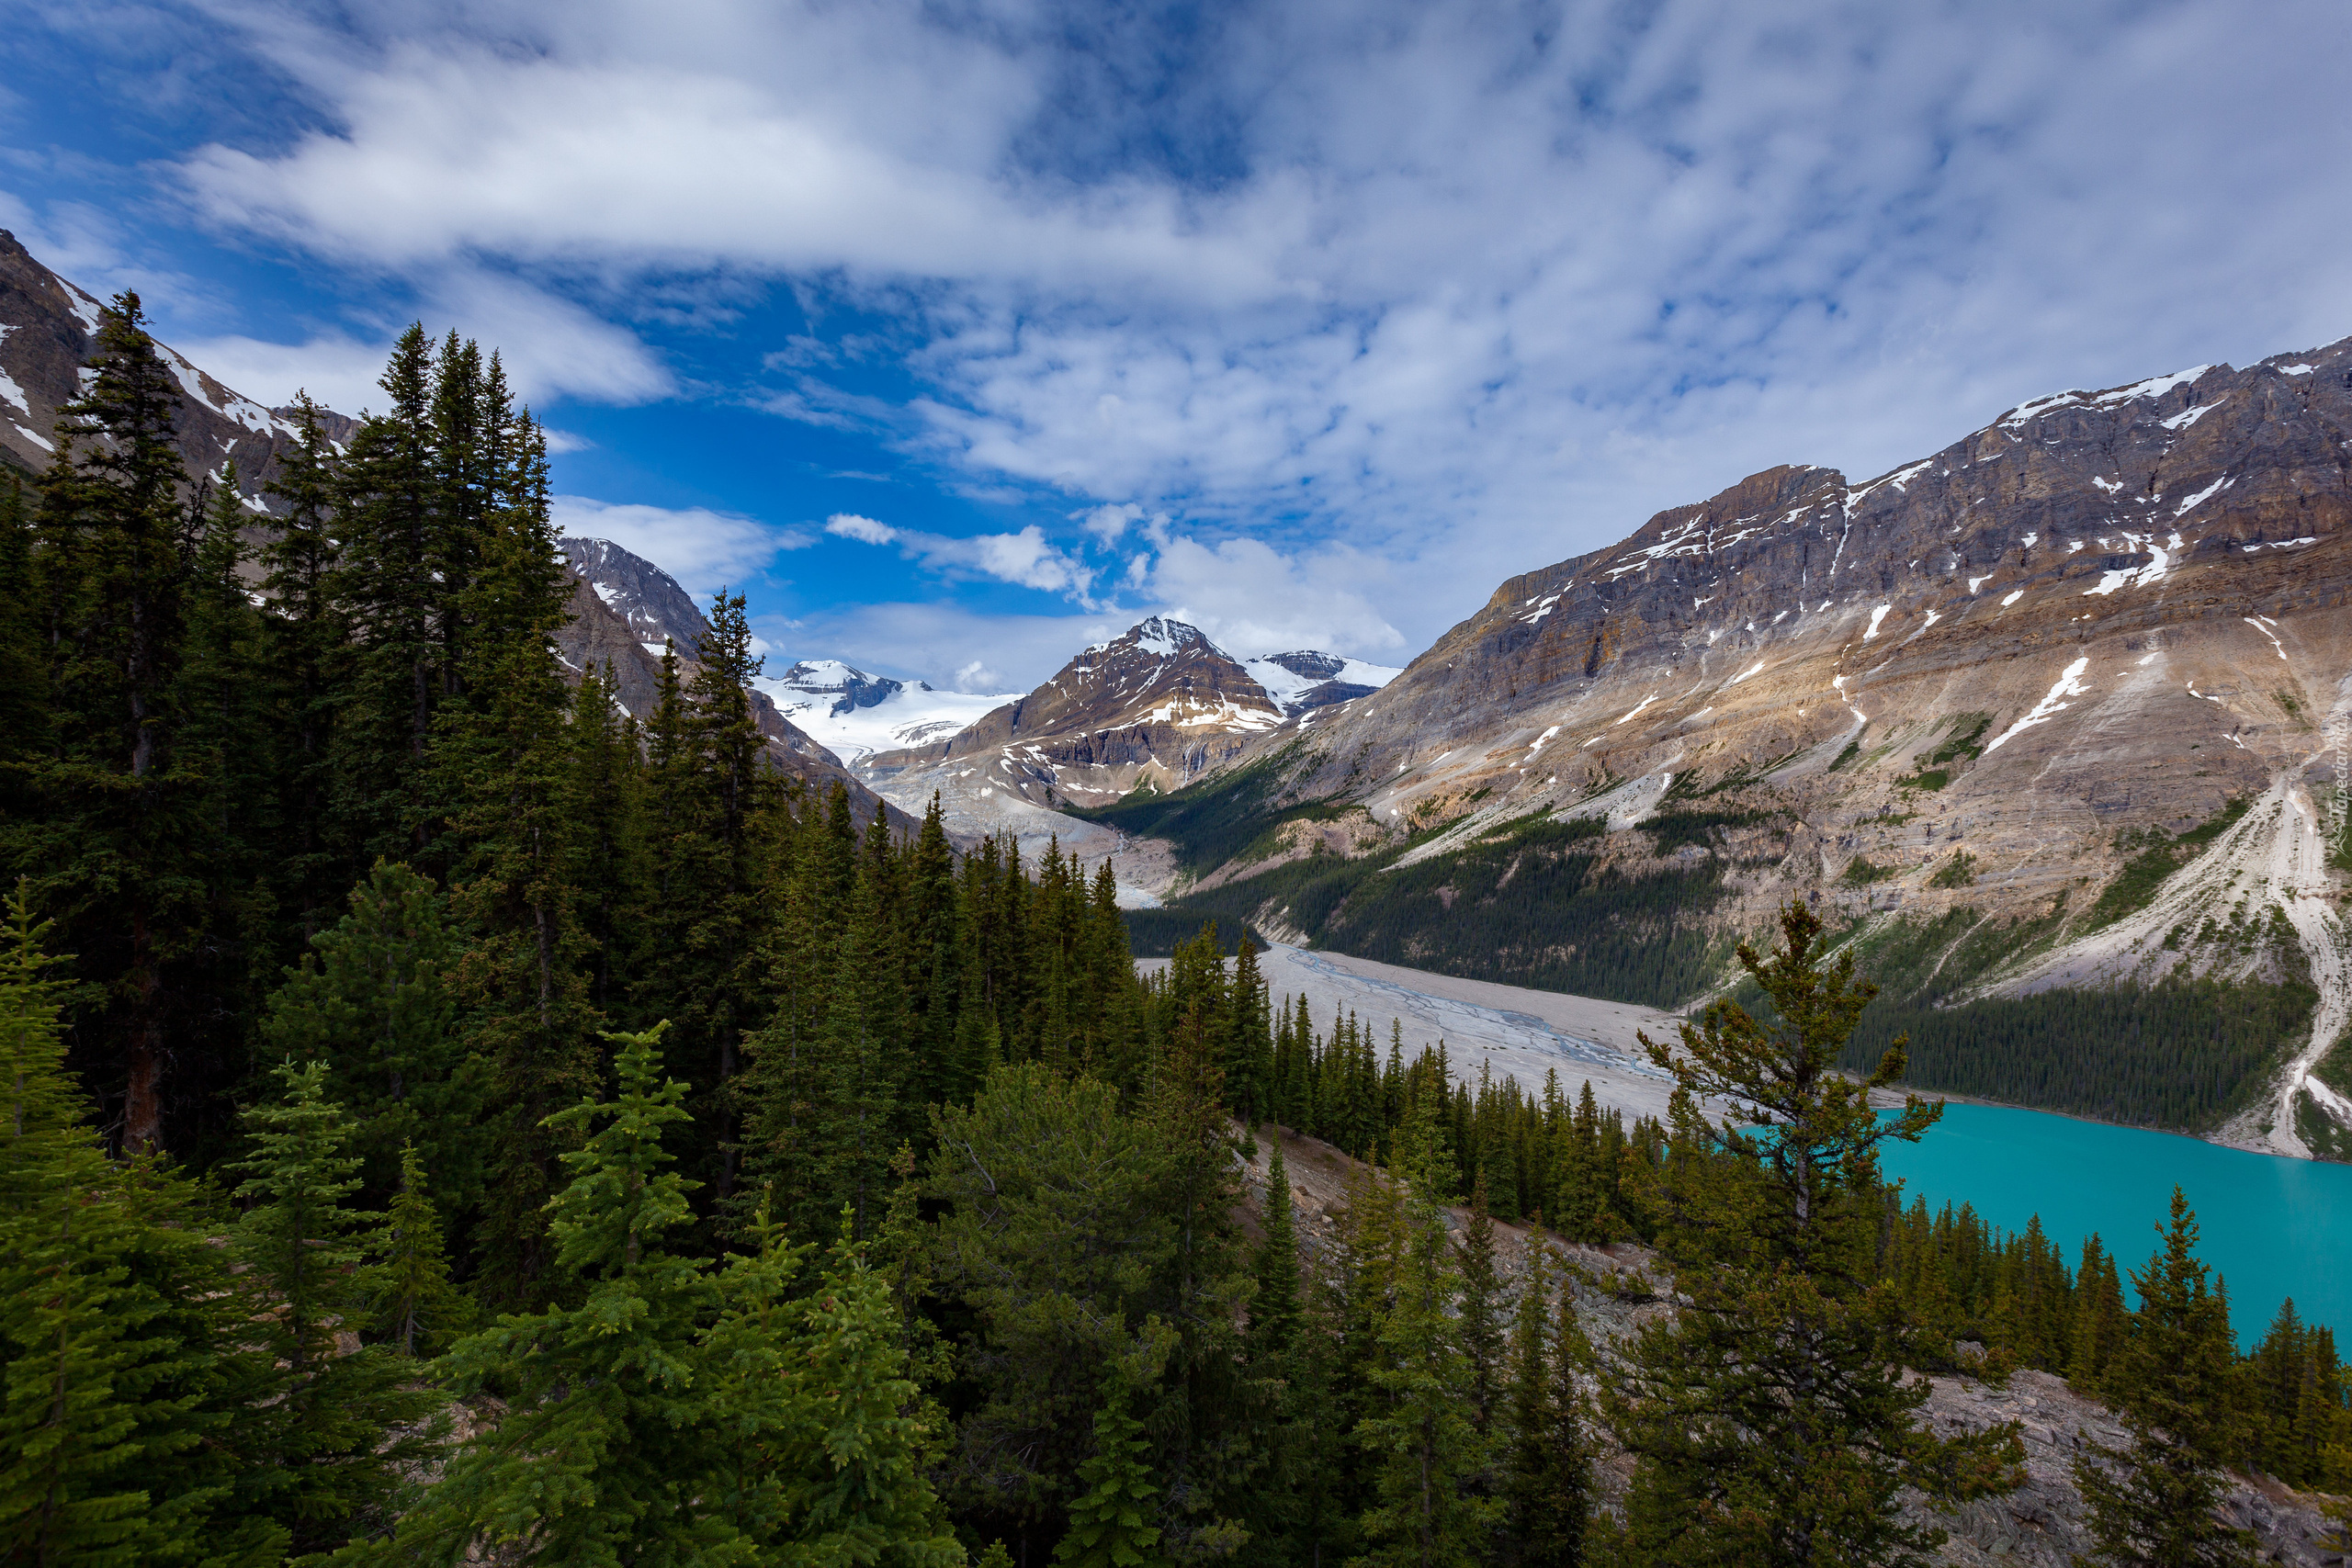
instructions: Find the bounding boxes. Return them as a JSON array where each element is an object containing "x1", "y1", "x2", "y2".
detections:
[
  {"x1": 1106, "y1": 339, "x2": 2352, "y2": 1158},
  {"x1": 554, "y1": 536, "x2": 914, "y2": 832},
  {"x1": 1245, "y1": 650, "x2": 1400, "y2": 714},
  {"x1": 0, "y1": 230, "x2": 356, "y2": 498},
  {"x1": 854, "y1": 615, "x2": 1305, "y2": 878}
]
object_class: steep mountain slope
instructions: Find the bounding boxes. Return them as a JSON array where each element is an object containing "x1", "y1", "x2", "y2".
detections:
[
  {"x1": 1111, "y1": 339, "x2": 2352, "y2": 1153},
  {"x1": 760, "y1": 660, "x2": 1021, "y2": 765},
  {"x1": 555, "y1": 536, "x2": 916, "y2": 831},
  {"x1": 0, "y1": 230, "x2": 356, "y2": 497}
]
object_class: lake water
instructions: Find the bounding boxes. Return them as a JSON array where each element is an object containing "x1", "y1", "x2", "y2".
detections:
[{"x1": 1879, "y1": 1102, "x2": 2352, "y2": 1348}]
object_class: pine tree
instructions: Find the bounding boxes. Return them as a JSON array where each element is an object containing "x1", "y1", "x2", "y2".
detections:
[
  {"x1": 16, "y1": 290, "x2": 204, "y2": 1154},
  {"x1": 261, "y1": 391, "x2": 353, "y2": 941},
  {"x1": 227, "y1": 1058, "x2": 442, "y2": 1553},
  {"x1": 1502, "y1": 1237, "x2": 1590, "y2": 1568},
  {"x1": 2072, "y1": 1188, "x2": 2256, "y2": 1568},
  {"x1": 698, "y1": 1200, "x2": 964, "y2": 1564},
  {"x1": 1353, "y1": 1095, "x2": 1494, "y2": 1568},
  {"x1": 0, "y1": 885, "x2": 284, "y2": 1565},
  {"x1": 1604, "y1": 901, "x2": 2023, "y2": 1566},
  {"x1": 1253, "y1": 1145, "x2": 1304, "y2": 1359},
  {"x1": 1456, "y1": 1173, "x2": 1506, "y2": 1437}
]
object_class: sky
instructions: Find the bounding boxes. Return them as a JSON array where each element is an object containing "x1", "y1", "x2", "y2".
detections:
[{"x1": 6, "y1": 0, "x2": 2348, "y2": 692}]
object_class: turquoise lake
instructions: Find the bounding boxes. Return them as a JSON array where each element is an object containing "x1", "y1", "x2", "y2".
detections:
[{"x1": 1879, "y1": 1103, "x2": 2352, "y2": 1348}]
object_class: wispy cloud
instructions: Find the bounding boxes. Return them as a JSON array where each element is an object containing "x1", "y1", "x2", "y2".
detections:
[
  {"x1": 828, "y1": 512, "x2": 1095, "y2": 601},
  {"x1": 551, "y1": 496, "x2": 809, "y2": 597}
]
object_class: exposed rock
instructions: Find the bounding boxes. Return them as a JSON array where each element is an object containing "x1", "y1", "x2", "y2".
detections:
[{"x1": 0, "y1": 229, "x2": 358, "y2": 502}]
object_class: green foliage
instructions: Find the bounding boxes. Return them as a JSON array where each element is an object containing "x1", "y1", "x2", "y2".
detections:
[
  {"x1": 1055, "y1": 1373, "x2": 1170, "y2": 1568},
  {"x1": 1841, "y1": 853, "x2": 1895, "y2": 885},
  {"x1": 1928, "y1": 851, "x2": 1978, "y2": 888},
  {"x1": 1845, "y1": 974, "x2": 2313, "y2": 1131},
  {"x1": 1603, "y1": 902, "x2": 2023, "y2": 1567},
  {"x1": 2072, "y1": 1190, "x2": 2258, "y2": 1567},
  {"x1": 2086, "y1": 795, "x2": 2252, "y2": 931}
]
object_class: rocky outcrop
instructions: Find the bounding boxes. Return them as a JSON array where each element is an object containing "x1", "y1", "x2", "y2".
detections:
[
  {"x1": 1237, "y1": 1124, "x2": 2349, "y2": 1567},
  {"x1": 0, "y1": 230, "x2": 356, "y2": 500}
]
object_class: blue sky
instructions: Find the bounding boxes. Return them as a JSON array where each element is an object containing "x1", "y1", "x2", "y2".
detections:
[{"x1": 6, "y1": 0, "x2": 2349, "y2": 690}]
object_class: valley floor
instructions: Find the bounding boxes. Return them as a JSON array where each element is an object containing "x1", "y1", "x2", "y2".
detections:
[{"x1": 1143, "y1": 941, "x2": 1687, "y2": 1123}]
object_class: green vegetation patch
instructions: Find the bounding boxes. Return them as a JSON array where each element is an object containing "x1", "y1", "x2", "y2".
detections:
[
  {"x1": 2084, "y1": 795, "x2": 2251, "y2": 931},
  {"x1": 1844, "y1": 976, "x2": 2315, "y2": 1131},
  {"x1": 1069, "y1": 741, "x2": 1347, "y2": 874},
  {"x1": 1120, "y1": 908, "x2": 1264, "y2": 957}
]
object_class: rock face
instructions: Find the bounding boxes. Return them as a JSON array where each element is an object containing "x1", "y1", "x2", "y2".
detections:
[
  {"x1": 0, "y1": 230, "x2": 357, "y2": 499},
  {"x1": 554, "y1": 536, "x2": 916, "y2": 834},
  {"x1": 863, "y1": 615, "x2": 1286, "y2": 812},
  {"x1": 1182, "y1": 340, "x2": 2352, "y2": 1154}
]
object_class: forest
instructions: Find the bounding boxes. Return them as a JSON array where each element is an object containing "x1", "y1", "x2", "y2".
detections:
[{"x1": 2, "y1": 297, "x2": 2345, "y2": 1564}]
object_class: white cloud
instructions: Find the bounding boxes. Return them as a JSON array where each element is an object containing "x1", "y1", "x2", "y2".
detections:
[
  {"x1": 1136, "y1": 533, "x2": 1407, "y2": 662},
  {"x1": 829, "y1": 514, "x2": 1095, "y2": 600},
  {"x1": 825, "y1": 512, "x2": 899, "y2": 545},
  {"x1": 147, "y1": 0, "x2": 2352, "y2": 652},
  {"x1": 550, "y1": 495, "x2": 804, "y2": 596}
]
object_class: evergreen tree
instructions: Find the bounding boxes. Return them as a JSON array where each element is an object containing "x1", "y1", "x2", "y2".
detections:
[
  {"x1": 2072, "y1": 1188, "x2": 2256, "y2": 1568},
  {"x1": 227, "y1": 1058, "x2": 441, "y2": 1554},
  {"x1": 261, "y1": 859, "x2": 475, "y2": 1212},
  {"x1": 1055, "y1": 1371, "x2": 1171, "y2": 1568},
  {"x1": 366, "y1": 1141, "x2": 468, "y2": 1358},
  {"x1": 1502, "y1": 1237, "x2": 1589, "y2": 1568},
  {"x1": 1253, "y1": 1145, "x2": 1303, "y2": 1359},
  {"x1": 1353, "y1": 1096, "x2": 1494, "y2": 1568},
  {"x1": 1604, "y1": 901, "x2": 2022, "y2": 1567},
  {"x1": 261, "y1": 391, "x2": 354, "y2": 941},
  {"x1": 1455, "y1": 1173, "x2": 1505, "y2": 1438},
  {"x1": 0, "y1": 886, "x2": 283, "y2": 1565},
  {"x1": 375, "y1": 1023, "x2": 725, "y2": 1561},
  {"x1": 14, "y1": 290, "x2": 206, "y2": 1155}
]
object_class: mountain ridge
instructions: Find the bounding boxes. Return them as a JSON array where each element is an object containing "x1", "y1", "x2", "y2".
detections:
[{"x1": 1100, "y1": 335, "x2": 2352, "y2": 1157}]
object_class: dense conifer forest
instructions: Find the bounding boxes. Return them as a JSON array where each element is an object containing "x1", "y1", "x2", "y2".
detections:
[{"x1": 2, "y1": 299, "x2": 2345, "y2": 1563}]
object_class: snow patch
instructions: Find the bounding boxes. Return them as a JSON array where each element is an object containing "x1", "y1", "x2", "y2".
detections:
[
  {"x1": 1983, "y1": 657, "x2": 2092, "y2": 754},
  {"x1": 2094, "y1": 366, "x2": 2211, "y2": 406},
  {"x1": 1999, "y1": 590, "x2": 2025, "y2": 607},
  {"x1": 1726, "y1": 660, "x2": 1766, "y2": 687},
  {"x1": 1862, "y1": 604, "x2": 1892, "y2": 640},
  {"x1": 2172, "y1": 476, "x2": 2230, "y2": 517}
]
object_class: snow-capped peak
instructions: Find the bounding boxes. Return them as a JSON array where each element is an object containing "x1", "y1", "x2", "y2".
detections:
[{"x1": 1243, "y1": 650, "x2": 1402, "y2": 714}]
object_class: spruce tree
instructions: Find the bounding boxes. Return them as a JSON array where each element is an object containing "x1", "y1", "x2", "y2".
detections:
[
  {"x1": 0, "y1": 886, "x2": 283, "y2": 1565},
  {"x1": 366, "y1": 1141, "x2": 468, "y2": 1358},
  {"x1": 227, "y1": 1058, "x2": 442, "y2": 1554},
  {"x1": 17, "y1": 290, "x2": 204, "y2": 1154},
  {"x1": 1353, "y1": 1095, "x2": 1494, "y2": 1568},
  {"x1": 2072, "y1": 1188, "x2": 2256, "y2": 1568},
  {"x1": 377, "y1": 1023, "x2": 725, "y2": 1561},
  {"x1": 1604, "y1": 901, "x2": 2023, "y2": 1566},
  {"x1": 261, "y1": 859, "x2": 475, "y2": 1212},
  {"x1": 1503, "y1": 1237, "x2": 1590, "y2": 1568},
  {"x1": 1253, "y1": 1145, "x2": 1303, "y2": 1359},
  {"x1": 1056, "y1": 1371, "x2": 1171, "y2": 1568}
]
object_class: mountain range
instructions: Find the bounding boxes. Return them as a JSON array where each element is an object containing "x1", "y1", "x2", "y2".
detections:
[{"x1": 7, "y1": 228, "x2": 2346, "y2": 1159}]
